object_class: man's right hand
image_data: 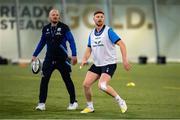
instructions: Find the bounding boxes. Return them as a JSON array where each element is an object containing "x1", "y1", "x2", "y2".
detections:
[
  {"x1": 31, "y1": 56, "x2": 37, "y2": 62},
  {"x1": 80, "y1": 59, "x2": 87, "y2": 69}
]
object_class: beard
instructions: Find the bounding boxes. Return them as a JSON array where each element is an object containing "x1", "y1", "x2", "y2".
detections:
[
  {"x1": 51, "y1": 18, "x2": 59, "y2": 24},
  {"x1": 51, "y1": 19, "x2": 58, "y2": 23},
  {"x1": 96, "y1": 21, "x2": 103, "y2": 27},
  {"x1": 52, "y1": 21, "x2": 58, "y2": 24}
]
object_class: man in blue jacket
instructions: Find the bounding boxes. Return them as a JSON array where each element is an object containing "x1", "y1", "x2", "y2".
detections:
[{"x1": 32, "y1": 8, "x2": 78, "y2": 111}]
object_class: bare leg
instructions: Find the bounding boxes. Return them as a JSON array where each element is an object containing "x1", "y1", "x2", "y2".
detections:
[
  {"x1": 83, "y1": 71, "x2": 99, "y2": 102},
  {"x1": 98, "y1": 73, "x2": 118, "y2": 97},
  {"x1": 98, "y1": 73, "x2": 127, "y2": 113}
]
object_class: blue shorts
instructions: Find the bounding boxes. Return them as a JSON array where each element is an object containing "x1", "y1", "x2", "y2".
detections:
[{"x1": 88, "y1": 64, "x2": 117, "y2": 77}]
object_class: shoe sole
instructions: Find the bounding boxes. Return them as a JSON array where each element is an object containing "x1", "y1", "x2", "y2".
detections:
[
  {"x1": 67, "y1": 106, "x2": 78, "y2": 110},
  {"x1": 80, "y1": 110, "x2": 95, "y2": 113},
  {"x1": 36, "y1": 108, "x2": 45, "y2": 111},
  {"x1": 121, "y1": 108, "x2": 127, "y2": 113}
]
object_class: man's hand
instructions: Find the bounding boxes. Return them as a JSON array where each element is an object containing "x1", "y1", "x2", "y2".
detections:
[
  {"x1": 31, "y1": 56, "x2": 37, "y2": 62},
  {"x1": 71, "y1": 56, "x2": 77, "y2": 65},
  {"x1": 123, "y1": 60, "x2": 131, "y2": 71},
  {"x1": 80, "y1": 59, "x2": 88, "y2": 69}
]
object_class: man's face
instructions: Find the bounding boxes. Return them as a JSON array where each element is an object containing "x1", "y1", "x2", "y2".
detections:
[
  {"x1": 93, "y1": 13, "x2": 105, "y2": 27},
  {"x1": 49, "y1": 10, "x2": 60, "y2": 24}
]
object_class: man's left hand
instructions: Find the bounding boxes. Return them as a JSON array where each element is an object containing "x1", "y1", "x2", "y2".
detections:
[
  {"x1": 71, "y1": 56, "x2": 77, "y2": 65},
  {"x1": 123, "y1": 61, "x2": 131, "y2": 71}
]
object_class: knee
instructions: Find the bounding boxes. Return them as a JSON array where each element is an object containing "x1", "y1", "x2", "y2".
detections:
[
  {"x1": 83, "y1": 82, "x2": 91, "y2": 89},
  {"x1": 98, "y1": 82, "x2": 107, "y2": 91}
]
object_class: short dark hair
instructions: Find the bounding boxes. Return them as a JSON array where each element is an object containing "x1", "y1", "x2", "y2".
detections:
[{"x1": 94, "y1": 10, "x2": 104, "y2": 16}]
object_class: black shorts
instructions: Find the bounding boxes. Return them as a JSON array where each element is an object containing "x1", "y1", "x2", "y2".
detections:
[{"x1": 88, "y1": 64, "x2": 117, "y2": 77}]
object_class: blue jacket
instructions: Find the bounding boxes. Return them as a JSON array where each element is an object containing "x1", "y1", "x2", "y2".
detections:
[{"x1": 33, "y1": 21, "x2": 77, "y2": 61}]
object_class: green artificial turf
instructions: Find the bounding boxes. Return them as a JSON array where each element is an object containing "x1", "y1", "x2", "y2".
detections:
[{"x1": 0, "y1": 63, "x2": 180, "y2": 119}]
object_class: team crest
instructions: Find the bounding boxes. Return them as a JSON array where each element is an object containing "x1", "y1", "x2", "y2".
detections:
[
  {"x1": 46, "y1": 28, "x2": 50, "y2": 34},
  {"x1": 57, "y1": 28, "x2": 61, "y2": 31},
  {"x1": 56, "y1": 28, "x2": 62, "y2": 35}
]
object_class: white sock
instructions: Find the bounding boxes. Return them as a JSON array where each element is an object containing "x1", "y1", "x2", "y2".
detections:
[
  {"x1": 115, "y1": 95, "x2": 123, "y2": 103},
  {"x1": 39, "y1": 103, "x2": 45, "y2": 105},
  {"x1": 87, "y1": 101, "x2": 94, "y2": 109}
]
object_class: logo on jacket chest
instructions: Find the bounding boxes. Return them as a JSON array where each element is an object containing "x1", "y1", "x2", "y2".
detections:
[
  {"x1": 46, "y1": 28, "x2": 50, "y2": 34},
  {"x1": 45, "y1": 27, "x2": 62, "y2": 35},
  {"x1": 56, "y1": 27, "x2": 62, "y2": 35},
  {"x1": 93, "y1": 36, "x2": 104, "y2": 47}
]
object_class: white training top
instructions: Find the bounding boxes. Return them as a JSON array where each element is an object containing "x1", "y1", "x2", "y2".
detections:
[{"x1": 88, "y1": 25, "x2": 121, "y2": 66}]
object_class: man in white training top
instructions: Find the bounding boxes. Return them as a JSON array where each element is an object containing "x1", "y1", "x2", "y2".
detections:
[{"x1": 80, "y1": 10, "x2": 131, "y2": 114}]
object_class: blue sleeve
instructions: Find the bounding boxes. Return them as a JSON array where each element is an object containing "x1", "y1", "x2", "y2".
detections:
[
  {"x1": 87, "y1": 35, "x2": 91, "y2": 47},
  {"x1": 65, "y1": 31, "x2": 77, "y2": 56},
  {"x1": 32, "y1": 31, "x2": 46, "y2": 57},
  {"x1": 108, "y1": 28, "x2": 121, "y2": 44}
]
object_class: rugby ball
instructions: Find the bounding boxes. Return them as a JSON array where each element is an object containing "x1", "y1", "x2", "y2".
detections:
[{"x1": 31, "y1": 58, "x2": 41, "y2": 74}]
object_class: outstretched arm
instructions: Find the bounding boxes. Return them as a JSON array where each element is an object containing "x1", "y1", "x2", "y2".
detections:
[{"x1": 116, "y1": 40, "x2": 131, "y2": 71}]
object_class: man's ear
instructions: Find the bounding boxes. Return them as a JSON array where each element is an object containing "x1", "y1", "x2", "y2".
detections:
[{"x1": 93, "y1": 16, "x2": 95, "y2": 22}]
